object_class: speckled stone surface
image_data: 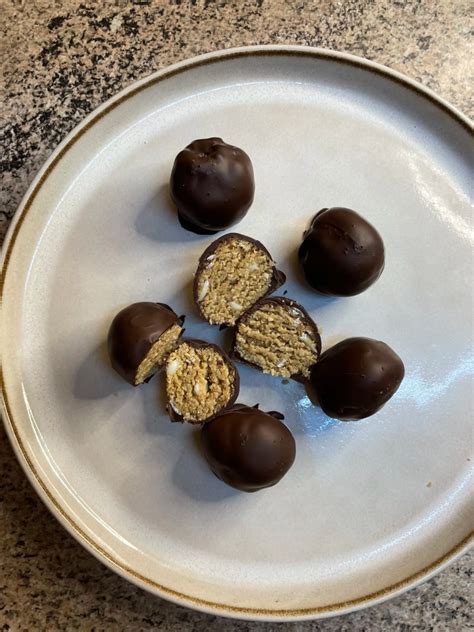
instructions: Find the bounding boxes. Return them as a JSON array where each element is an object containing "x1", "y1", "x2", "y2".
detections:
[{"x1": 1, "y1": 1, "x2": 472, "y2": 629}]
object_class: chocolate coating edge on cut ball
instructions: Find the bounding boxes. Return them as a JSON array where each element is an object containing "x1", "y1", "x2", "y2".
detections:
[
  {"x1": 201, "y1": 404, "x2": 296, "y2": 492},
  {"x1": 310, "y1": 337, "x2": 405, "y2": 421},
  {"x1": 170, "y1": 138, "x2": 255, "y2": 234},
  {"x1": 107, "y1": 302, "x2": 184, "y2": 385},
  {"x1": 193, "y1": 232, "x2": 286, "y2": 326},
  {"x1": 298, "y1": 207, "x2": 385, "y2": 296},
  {"x1": 231, "y1": 296, "x2": 321, "y2": 380},
  {"x1": 165, "y1": 338, "x2": 240, "y2": 424}
]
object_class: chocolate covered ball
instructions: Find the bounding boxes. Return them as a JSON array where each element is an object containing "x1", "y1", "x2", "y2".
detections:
[
  {"x1": 170, "y1": 138, "x2": 255, "y2": 234},
  {"x1": 310, "y1": 337, "x2": 404, "y2": 421},
  {"x1": 201, "y1": 404, "x2": 296, "y2": 492},
  {"x1": 108, "y1": 302, "x2": 184, "y2": 385},
  {"x1": 298, "y1": 208, "x2": 385, "y2": 296}
]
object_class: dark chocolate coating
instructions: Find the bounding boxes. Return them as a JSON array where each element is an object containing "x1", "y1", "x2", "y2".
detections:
[
  {"x1": 310, "y1": 337, "x2": 404, "y2": 421},
  {"x1": 298, "y1": 208, "x2": 385, "y2": 296},
  {"x1": 231, "y1": 296, "x2": 321, "y2": 380},
  {"x1": 166, "y1": 339, "x2": 240, "y2": 424},
  {"x1": 193, "y1": 232, "x2": 286, "y2": 322},
  {"x1": 170, "y1": 138, "x2": 255, "y2": 234},
  {"x1": 201, "y1": 404, "x2": 296, "y2": 492},
  {"x1": 107, "y1": 302, "x2": 183, "y2": 385}
]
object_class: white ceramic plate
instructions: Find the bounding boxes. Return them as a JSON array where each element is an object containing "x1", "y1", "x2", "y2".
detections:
[{"x1": 1, "y1": 47, "x2": 472, "y2": 621}]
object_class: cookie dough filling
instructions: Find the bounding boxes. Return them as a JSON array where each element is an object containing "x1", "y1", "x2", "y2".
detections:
[
  {"x1": 134, "y1": 323, "x2": 182, "y2": 385},
  {"x1": 194, "y1": 233, "x2": 285, "y2": 326},
  {"x1": 233, "y1": 298, "x2": 321, "y2": 378},
  {"x1": 166, "y1": 340, "x2": 238, "y2": 423}
]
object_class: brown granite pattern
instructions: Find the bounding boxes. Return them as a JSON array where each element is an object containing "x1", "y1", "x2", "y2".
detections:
[{"x1": 1, "y1": 1, "x2": 472, "y2": 629}]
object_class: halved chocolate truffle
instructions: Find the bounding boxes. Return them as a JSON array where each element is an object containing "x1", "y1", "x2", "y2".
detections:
[
  {"x1": 298, "y1": 207, "x2": 385, "y2": 296},
  {"x1": 201, "y1": 404, "x2": 296, "y2": 492},
  {"x1": 232, "y1": 297, "x2": 321, "y2": 379},
  {"x1": 170, "y1": 138, "x2": 255, "y2": 234},
  {"x1": 107, "y1": 302, "x2": 184, "y2": 386},
  {"x1": 310, "y1": 337, "x2": 405, "y2": 420},
  {"x1": 193, "y1": 233, "x2": 285, "y2": 326},
  {"x1": 165, "y1": 339, "x2": 239, "y2": 424}
]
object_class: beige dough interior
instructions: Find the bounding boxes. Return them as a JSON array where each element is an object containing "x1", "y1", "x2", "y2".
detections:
[
  {"x1": 195, "y1": 236, "x2": 274, "y2": 326},
  {"x1": 166, "y1": 342, "x2": 235, "y2": 422},
  {"x1": 235, "y1": 302, "x2": 319, "y2": 378},
  {"x1": 135, "y1": 323, "x2": 182, "y2": 385}
]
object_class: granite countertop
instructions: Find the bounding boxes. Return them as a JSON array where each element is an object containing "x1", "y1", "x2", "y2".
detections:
[{"x1": 1, "y1": 1, "x2": 472, "y2": 630}]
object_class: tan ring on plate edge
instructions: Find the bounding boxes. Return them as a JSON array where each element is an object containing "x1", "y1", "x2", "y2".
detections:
[{"x1": 0, "y1": 48, "x2": 472, "y2": 617}]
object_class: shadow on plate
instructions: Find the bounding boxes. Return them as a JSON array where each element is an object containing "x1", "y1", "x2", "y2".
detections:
[
  {"x1": 74, "y1": 342, "x2": 130, "y2": 400},
  {"x1": 135, "y1": 183, "x2": 209, "y2": 244},
  {"x1": 171, "y1": 430, "x2": 240, "y2": 503},
  {"x1": 276, "y1": 377, "x2": 340, "y2": 437},
  {"x1": 139, "y1": 372, "x2": 187, "y2": 438}
]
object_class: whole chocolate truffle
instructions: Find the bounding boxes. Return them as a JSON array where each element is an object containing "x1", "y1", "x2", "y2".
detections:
[
  {"x1": 107, "y1": 302, "x2": 184, "y2": 386},
  {"x1": 298, "y1": 208, "x2": 385, "y2": 296},
  {"x1": 310, "y1": 337, "x2": 404, "y2": 421},
  {"x1": 201, "y1": 404, "x2": 296, "y2": 492},
  {"x1": 170, "y1": 138, "x2": 255, "y2": 234}
]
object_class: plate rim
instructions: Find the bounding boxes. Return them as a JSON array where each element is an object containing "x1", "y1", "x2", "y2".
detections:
[{"x1": 1, "y1": 45, "x2": 472, "y2": 621}]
